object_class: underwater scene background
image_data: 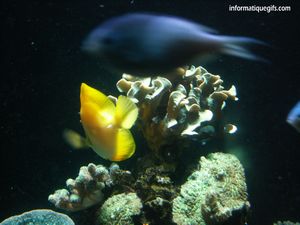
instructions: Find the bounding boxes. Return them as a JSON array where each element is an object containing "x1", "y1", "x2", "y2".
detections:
[{"x1": 1, "y1": 0, "x2": 299, "y2": 224}]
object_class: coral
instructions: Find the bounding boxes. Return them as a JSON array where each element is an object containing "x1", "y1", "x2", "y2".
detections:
[
  {"x1": 97, "y1": 192, "x2": 143, "y2": 225},
  {"x1": 172, "y1": 152, "x2": 250, "y2": 225},
  {"x1": 48, "y1": 163, "x2": 109, "y2": 212},
  {"x1": 46, "y1": 65, "x2": 251, "y2": 224},
  {"x1": 0, "y1": 209, "x2": 74, "y2": 225},
  {"x1": 274, "y1": 222, "x2": 300, "y2": 225},
  {"x1": 48, "y1": 163, "x2": 135, "y2": 212},
  {"x1": 117, "y1": 66, "x2": 238, "y2": 153}
]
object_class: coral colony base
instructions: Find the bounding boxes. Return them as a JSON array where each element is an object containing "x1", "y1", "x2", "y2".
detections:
[
  {"x1": 47, "y1": 65, "x2": 248, "y2": 225},
  {"x1": 1, "y1": 66, "x2": 298, "y2": 225},
  {"x1": 48, "y1": 153, "x2": 247, "y2": 225}
]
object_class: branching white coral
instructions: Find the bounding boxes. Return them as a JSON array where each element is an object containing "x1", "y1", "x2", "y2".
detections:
[{"x1": 48, "y1": 163, "x2": 109, "y2": 212}]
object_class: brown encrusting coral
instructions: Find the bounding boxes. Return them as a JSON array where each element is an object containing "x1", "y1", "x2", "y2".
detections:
[
  {"x1": 133, "y1": 162, "x2": 178, "y2": 224},
  {"x1": 117, "y1": 66, "x2": 238, "y2": 156}
]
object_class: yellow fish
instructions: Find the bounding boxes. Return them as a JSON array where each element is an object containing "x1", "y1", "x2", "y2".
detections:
[{"x1": 64, "y1": 83, "x2": 138, "y2": 161}]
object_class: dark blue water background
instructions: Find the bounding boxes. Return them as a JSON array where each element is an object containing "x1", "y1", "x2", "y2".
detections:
[{"x1": 1, "y1": 0, "x2": 299, "y2": 224}]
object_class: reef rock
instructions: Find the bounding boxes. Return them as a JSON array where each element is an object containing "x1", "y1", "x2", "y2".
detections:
[{"x1": 172, "y1": 152, "x2": 250, "y2": 225}]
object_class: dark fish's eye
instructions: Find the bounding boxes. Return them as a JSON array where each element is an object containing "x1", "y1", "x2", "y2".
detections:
[{"x1": 101, "y1": 36, "x2": 115, "y2": 45}]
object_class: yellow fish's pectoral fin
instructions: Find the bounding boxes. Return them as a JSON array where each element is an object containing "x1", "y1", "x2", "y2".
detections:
[
  {"x1": 63, "y1": 129, "x2": 89, "y2": 149},
  {"x1": 115, "y1": 95, "x2": 138, "y2": 129},
  {"x1": 80, "y1": 83, "x2": 116, "y2": 117},
  {"x1": 111, "y1": 128, "x2": 136, "y2": 161}
]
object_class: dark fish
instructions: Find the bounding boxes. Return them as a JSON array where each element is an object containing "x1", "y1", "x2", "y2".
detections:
[
  {"x1": 82, "y1": 13, "x2": 265, "y2": 76},
  {"x1": 287, "y1": 101, "x2": 300, "y2": 132}
]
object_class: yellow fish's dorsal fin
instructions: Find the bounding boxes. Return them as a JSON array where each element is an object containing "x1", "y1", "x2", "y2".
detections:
[
  {"x1": 80, "y1": 83, "x2": 116, "y2": 118},
  {"x1": 63, "y1": 129, "x2": 89, "y2": 149},
  {"x1": 111, "y1": 128, "x2": 135, "y2": 161},
  {"x1": 114, "y1": 95, "x2": 138, "y2": 129}
]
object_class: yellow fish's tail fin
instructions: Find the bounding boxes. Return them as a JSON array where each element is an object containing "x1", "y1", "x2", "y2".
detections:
[
  {"x1": 112, "y1": 128, "x2": 136, "y2": 161},
  {"x1": 115, "y1": 95, "x2": 138, "y2": 129},
  {"x1": 80, "y1": 83, "x2": 116, "y2": 117},
  {"x1": 63, "y1": 129, "x2": 89, "y2": 149}
]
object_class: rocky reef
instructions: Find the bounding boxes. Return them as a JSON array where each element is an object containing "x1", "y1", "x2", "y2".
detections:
[
  {"x1": 48, "y1": 152, "x2": 249, "y2": 225},
  {"x1": 172, "y1": 153, "x2": 250, "y2": 225},
  {"x1": 45, "y1": 65, "x2": 252, "y2": 225}
]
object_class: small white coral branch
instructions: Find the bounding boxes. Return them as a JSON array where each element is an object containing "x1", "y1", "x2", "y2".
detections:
[{"x1": 48, "y1": 163, "x2": 109, "y2": 212}]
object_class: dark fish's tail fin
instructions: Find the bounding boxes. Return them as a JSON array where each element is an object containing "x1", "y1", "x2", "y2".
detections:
[{"x1": 220, "y1": 36, "x2": 269, "y2": 63}]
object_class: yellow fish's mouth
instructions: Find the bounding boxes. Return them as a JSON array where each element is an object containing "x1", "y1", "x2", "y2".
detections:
[{"x1": 79, "y1": 83, "x2": 138, "y2": 161}]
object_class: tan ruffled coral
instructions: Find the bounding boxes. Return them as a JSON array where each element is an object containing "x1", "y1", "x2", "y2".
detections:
[{"x1": 117, "y1": 66, "x2": 238, "y2": 152}]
